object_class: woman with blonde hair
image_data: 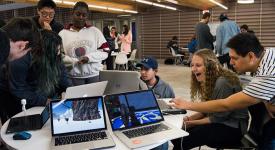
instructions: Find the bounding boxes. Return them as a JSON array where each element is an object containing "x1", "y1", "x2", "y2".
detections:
[{"x1": 172, "y1": 49, "x2": 248, "y2": 150}]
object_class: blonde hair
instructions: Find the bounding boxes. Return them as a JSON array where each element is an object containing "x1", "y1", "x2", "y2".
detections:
[{"x1": 190, "y1": 49, "x2": 240, "y2": 101}]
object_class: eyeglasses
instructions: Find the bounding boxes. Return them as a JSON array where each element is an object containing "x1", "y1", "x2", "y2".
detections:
[{"x1": 40, "y1": 11, "x2": 55, "y2": 18}]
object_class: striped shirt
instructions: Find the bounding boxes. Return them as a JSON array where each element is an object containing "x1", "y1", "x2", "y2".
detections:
[{"x1": 243, "y1": 48, "x2": 275, "y2": 104}]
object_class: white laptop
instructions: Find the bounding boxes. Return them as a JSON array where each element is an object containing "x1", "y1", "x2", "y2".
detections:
[
  {"x1": 49, "y1": 96, "x2": 115, "y2": 150},
  {"x1": 104, "y1": 90, "x2": 189, "y2": 149},
  {"x1": 64, "y1": 81, "x2": 108, "y2": 99},
  {"x1": 99, "y1": 70, "x2": 147, "y2": 95}
]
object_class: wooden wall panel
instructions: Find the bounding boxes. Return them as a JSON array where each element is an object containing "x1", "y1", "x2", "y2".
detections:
[{"x1": 138, "y1": 0, "x2": 275, "y2": 59}]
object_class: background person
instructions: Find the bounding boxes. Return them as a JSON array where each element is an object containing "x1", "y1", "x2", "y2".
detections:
[
  {"x1": 120, "y1": 24, "x2": 132, "y2": 54},
  {"x1": 195, "y1": 12, "x2": 214, "y2": 50},
  {"x1": 171, "y1": 49, "x2": 248, "y2": 150},
  {"x1": 170, "y1": 33, "x2": 275, "y2": 150},
  {"x1": 32, "y1": 0, "x2": 63, "y2": 33},
  {"x1": 216, "y1": 13, "x2": 240, "y2": 71}
]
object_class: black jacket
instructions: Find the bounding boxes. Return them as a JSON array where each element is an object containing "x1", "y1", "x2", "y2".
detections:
[{"x1": 32, "y1": 16, "x2": 64, "y2": 33}]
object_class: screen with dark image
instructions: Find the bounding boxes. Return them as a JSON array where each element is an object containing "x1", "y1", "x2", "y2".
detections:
[
  {"x1": 51, "y1": 97, "x2": 105, "y2": 135},
  {"x1": 104, "y1": 90, "x2": 163, "y2": 130}
]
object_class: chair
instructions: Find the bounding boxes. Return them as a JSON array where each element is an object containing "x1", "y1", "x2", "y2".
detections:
[
  {"x1": 169, "y1": 47, "x2": 184, "y2": 65},
  {"x1": 208, "y1": 102, "x2": 271, "y2": 150},
  {"x1": 128, "y1": 49, "x2": 137, "y2": 71},
  {"x1": 114, "y1": 52, "x2": 128, "y2": 70}
]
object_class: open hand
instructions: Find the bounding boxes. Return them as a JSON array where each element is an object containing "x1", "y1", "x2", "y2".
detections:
[{"x1": 169, "y1": 97, "x2": 191, "y2": 109}]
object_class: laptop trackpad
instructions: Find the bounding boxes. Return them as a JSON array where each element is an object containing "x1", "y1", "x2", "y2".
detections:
[{"x1": 71, "y1": 142, "x2": 94, "y2": 150}]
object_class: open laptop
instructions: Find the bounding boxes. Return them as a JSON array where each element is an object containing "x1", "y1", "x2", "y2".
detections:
[
  {"x1": 99, "y1": 70, "x2": 147, "y2": 95},
  {"x1": 104, "y1": 90, "x2": 189, "y2": 149},
  {"x1": 49, "y1": 96, "x2": 115, "y2": 150},
  {"x1": 64, "y1": 81, "x2": 108, "y2": 99},
  {"x1": 6, "y1": 105, "x2": 49, "y2": 134}
]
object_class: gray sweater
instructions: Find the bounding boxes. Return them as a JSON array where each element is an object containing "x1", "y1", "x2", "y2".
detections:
[
  {"x1": 208, "y1": 77, "x2": 248, "y2": 130},
  {"x1": 195, "y1": 22, "x2": 214, "y2": 50}
]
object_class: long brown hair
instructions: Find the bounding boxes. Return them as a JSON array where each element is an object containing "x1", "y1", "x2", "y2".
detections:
[{"x1": 190, "y1": 49, "x2": 240, "y2": 101}]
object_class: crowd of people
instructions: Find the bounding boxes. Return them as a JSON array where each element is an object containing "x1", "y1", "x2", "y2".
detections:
[{"x1": 0, "y1": 0, "x2": 274, "y2": 150}]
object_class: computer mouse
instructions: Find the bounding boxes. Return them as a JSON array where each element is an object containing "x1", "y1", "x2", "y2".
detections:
[{"x1": 13, "y1": 131, "x2": 31, "y2": 140}]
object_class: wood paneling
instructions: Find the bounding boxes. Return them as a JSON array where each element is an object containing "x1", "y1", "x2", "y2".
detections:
[{"x1": 139, "y1": 0, "x2": 275, "y2": 59}]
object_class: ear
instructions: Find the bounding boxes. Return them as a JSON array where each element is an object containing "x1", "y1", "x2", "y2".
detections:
[
  {"x1": 17, "y1": 41, "x2": 29, "y2": 51},
  {"x1": 247, "y1": 51, "x2": 257, "y2": 63}
]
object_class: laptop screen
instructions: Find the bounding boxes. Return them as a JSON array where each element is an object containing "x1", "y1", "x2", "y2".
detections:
[
  {"x1": 50, "y1": 96, "x2": 106, "y2": 136},
  {"x1": 104, "y1": 90, "x2": 164, "y2": 131}
]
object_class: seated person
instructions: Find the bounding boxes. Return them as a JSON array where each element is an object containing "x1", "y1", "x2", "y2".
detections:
[
  {"x1": 0, "y1": 28, "x2": 72, "y2": 122},
  {"x1": 167, "y1": 36, "x2": 185, "y2": 55},
  {"x1": 171, "y1": 49, "x2": 248, "y2": 150},
  {"x1": 136, "y1": 56, "x2": 175, "y2": 150}
]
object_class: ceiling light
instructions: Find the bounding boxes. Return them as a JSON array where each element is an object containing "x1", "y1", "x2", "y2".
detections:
[
  {"x1": 61, "y1": 1, "x2": 138, "y2": 14},
  {"x1": 134, "y1": 0, "x2": 177, "y2": 10},
  {"x1": 53, "y1": 0, "x2": 62, "y2": 3},
  {"x1": 237, "y1": 0, "x2": 254, "y2": 4},
  {"x1": 209, "y1": 0, "x2": 228, "y2": 10},
  {"x1": 165, "y1": 0, "x2": 178, "y2": 4}
]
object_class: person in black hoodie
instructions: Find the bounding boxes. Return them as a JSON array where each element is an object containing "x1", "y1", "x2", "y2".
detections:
[
  {"x1": 32, "y1": 0, "x2": 63, "y2": 33},
  {"x1": 103, "y1": 26, "x2": 115, "y2": 70}
]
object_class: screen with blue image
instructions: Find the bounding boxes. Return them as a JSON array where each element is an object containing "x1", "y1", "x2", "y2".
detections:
[
  {"x1": 51, "y1": 97, "x2": 105, "y2": 135},
  {"x1": 104, "y1": 90, "x2": 163, "y2": 130}
]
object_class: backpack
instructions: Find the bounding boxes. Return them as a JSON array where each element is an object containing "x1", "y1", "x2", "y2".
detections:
[{"x1": 164, "y1": 58, "x2": 175, "y2": 65}]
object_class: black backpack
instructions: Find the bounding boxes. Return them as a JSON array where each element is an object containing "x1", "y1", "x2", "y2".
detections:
[{"x1": 164, "y1": 58, "x2": 175, "y2": 65}]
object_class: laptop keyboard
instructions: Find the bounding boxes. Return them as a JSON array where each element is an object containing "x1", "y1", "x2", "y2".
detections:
[
  {"x1": 55, "y1": 131, "x2": 107, "y2": 146},
  {"x1": 122, "y1": 123, "x2": 169, "y2": 138}
]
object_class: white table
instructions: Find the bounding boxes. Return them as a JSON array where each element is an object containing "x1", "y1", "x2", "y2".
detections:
[{"x1": 1, "y1": 107, "x2": 186, "y2": 150}]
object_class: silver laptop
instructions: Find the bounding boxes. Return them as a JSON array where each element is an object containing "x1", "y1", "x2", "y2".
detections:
[
  {"x1": 65, "y1": 81, "x2": 108, "y2": 99},
  {"x1": 49, "y1": 96, "x2": 115, "y2": 150},
  {"x1": 99, "y1": 70, "x2": 146, "y2": 95},
  {"x1": 104, "y1": 90, "x2": 189, "y2": 149}
]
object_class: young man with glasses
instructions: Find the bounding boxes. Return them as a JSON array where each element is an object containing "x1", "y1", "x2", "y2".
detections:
[{"x1": 32, "y1": 0, "x2": 63, "y2": 33}]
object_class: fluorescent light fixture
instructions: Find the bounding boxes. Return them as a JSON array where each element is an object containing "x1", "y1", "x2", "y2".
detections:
[
  {"x1": 108, "y1": 7, "x2": 124, "y2": 12},
  {"x1": 134, "y1": 0, "x2": 177, "y2": 10},
  {"x1": 62, "y1": 1, "x2": 75, "y2": 5},
  {"x1": 165, "y1": 0, "x2": 178, "y2": 4},
  {"x1": 209, "y1": 0, "x2": 228, "y2": 10},
  {"x1": 237, "y1": 0, "x2": 254, "y2": 4},
  {"x1": 60, "y1": 1, "x2": 137, "y2": 14},
  {"x1": 88, "y1": 4, "x2": 107, "y2": 10},
  {"x1": 53, "y1": 0, "x2": 62, "y2": 3}
]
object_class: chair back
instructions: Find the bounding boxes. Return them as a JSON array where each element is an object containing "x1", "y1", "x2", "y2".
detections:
[
  {"x1": 169, "y1": 47, "x2": 177, "y2": 56},
  {"x1": 128, "y1": 49, "x2": 137, "y2": 61},
  {"x1": 115, "y1": 52, "x2": 128, "y2": 65},
  {"x1": 244, "y1": 102, "x2": 272, "y2": 146}
]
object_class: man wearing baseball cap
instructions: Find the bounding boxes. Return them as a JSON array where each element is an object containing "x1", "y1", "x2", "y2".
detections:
[
  {"x1": 136, "y1": 56, "x2": 175, "y2": 99},
  {"x1": 136, "y1": 56, "x2": 175, "y2": 150}
]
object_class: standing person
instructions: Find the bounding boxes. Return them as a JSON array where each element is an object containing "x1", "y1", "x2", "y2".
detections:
[
  {"x1": 216, "y1": 13, "x2": 240, "y2": 70},
  {"x1": 195, "y1": 12, "x2": 214, "y2": 50},
  {"x1": 171, "y1": 49, "x2": 248, "y2": 150},
  {"x1": 170, "y1": 33, "x2": 275, "y2": 150},
  {"x1": 103, "y1": 26, "x2": 115, "y2": 70},
  {"x1": 32, "y1": 0, "x2": 63, "y2": 33},
  {"x1": 136, "y1": 56, "x2": 175, "y2": 150},
  {"x1": 120, "y1": 24, "x2": 132, "y2": 54},
  {"x1": 240, "y1": 24, "x2": 254, "y2": 34},
  {"x1": 111, "y1": 26, "x2": 120, "y2": 52},
  {"x1": 59, "y1": 1, "x2": 109, "y2": 86},
  {"x1": 187, "y1": 34, "x2": 197, "y2": 64}
]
